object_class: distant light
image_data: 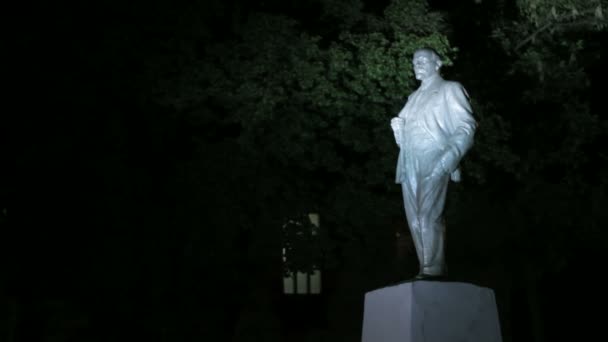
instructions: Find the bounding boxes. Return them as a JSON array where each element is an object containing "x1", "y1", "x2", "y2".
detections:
[
  {"x1": 296, "y1": 272, "x2": 308, "y2": 294},
  {"x1": 283, "y1": 274, "x2": 295, "y2": 294},
  {"x1": 310, "y1": 270, "x2": 322, "y2": 294},
  {"x1": 282, "y1": 213, "x2": 322, "y2": 295}
]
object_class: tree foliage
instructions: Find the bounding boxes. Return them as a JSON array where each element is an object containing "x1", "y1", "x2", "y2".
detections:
[
  {"x1": 8, "y1": 0, "x2": 608, "y2": 341},
  {"x1": 151, "y1": 0, "x2": 456, "y2": 270},
  {"x1": 517, "y1": 0, "x2": 606, "y2": 30},
  {"x1": 483, "y1": 0, "x2": 608, "y2": 272}
]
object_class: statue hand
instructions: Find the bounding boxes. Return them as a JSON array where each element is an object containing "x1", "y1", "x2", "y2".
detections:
[
  {"x1": 391, "y1": 117, "x2": 404, "y2": 132},
  {"x1": 439, "y1": 147, "x2": 460, "y2": 174}
]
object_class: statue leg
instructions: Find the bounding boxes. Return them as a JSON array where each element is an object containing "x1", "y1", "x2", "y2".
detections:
[
  {"x1": 402, "y1": 173, "x2": 450, "y2": 276},
  {"x1": 401, "y1": 182, "x2": 424, "y2": 270},
  {"x1": 417, "y1": 173, "x2": 450, "y2": 276}
]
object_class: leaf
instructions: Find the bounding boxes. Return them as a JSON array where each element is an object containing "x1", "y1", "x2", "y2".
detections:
[
  {"x1": 595, "y1": 4, "x2": 604, "y2": 19},
  {"x1": 571, "y1": 7, "x2": 579, "y2": 17}
]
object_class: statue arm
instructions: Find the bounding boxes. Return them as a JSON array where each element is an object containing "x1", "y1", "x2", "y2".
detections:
[
  {"x1": 446, "y1": 83, "x2": 476, "y2": 156},
  {"x1": 391, "y1": 120, "x2": 403, "y2": 147},
  {"x1": 438, "y1": 83, "x2": 477, "y2": 173},
  {"x1": 391, "y1": 99, "x2": 410, "y2": 148}
]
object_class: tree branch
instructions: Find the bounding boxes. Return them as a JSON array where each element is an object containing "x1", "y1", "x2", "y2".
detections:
[{"x1": 515, "y1": 8, "x2": 604, "y2": 51}]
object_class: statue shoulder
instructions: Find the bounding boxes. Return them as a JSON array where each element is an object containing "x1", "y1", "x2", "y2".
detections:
[
  {"x1": 442, "y1": 80, "x2": 465, "y2": 90},
  {"x1": 404, "y1": 90, "x2": 417, "y2": 103},
  {"x1": 442, "y1": 80, "x2": 470, "y2": 98}
]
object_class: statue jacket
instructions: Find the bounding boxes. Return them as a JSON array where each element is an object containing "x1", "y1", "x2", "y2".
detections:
[{"x1": 394, "y1": 75, "x2": 477, "y2": 184}]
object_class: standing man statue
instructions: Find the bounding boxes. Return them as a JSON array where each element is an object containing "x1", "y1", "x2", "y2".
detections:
[{"x1": 391, "y1": 48, "x2": 477, "y2": 279}]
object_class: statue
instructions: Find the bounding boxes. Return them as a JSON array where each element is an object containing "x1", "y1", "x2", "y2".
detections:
[{"x1": 391, "y1": 48, "x2": 477, "y2": 279}]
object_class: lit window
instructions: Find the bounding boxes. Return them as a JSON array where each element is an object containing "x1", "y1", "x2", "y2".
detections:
[{"x1": 282, "y1": 213, "x2": 322, "y2": 295}]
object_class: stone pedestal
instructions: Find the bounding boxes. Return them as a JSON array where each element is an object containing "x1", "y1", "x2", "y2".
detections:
[{"x1": 361, "y1": 281, "x2": 502, "y2": 342}]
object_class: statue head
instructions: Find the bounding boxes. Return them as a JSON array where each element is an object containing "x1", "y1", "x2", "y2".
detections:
[{"x1": 412, "y1": 48, "x2": 443, "y2": 81}]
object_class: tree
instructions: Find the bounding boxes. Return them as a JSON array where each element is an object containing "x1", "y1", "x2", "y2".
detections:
[
  {"x1": 470, "y1": 1, "x2": 608, "y2": 340},
  {"x1": 146, "y1": 0, "x2": 457, "y2": 340},
  {"x1": 151, "y1": 0, "x2": 455, "y2": 273}
]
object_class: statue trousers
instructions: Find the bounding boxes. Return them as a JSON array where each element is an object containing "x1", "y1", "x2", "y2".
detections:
[{"x1": 400, "y1": 145, "x2": 449, "y2": 276}]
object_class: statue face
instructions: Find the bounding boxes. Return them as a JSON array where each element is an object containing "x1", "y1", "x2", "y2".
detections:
[{"x1": 412, "y1": 50, "x2": 440, "y2": 81}]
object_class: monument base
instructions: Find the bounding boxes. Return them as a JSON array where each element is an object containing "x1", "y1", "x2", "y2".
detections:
[{"x1": 361, "y1": 280, "x2": 502, "y2": 342}]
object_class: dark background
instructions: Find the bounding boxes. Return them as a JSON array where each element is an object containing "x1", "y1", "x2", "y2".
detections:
[{"x1": 4, "y1": 0, "x2": 607, "y2": 341}]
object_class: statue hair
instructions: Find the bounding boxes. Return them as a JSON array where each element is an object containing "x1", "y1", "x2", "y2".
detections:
[{"x1": 414, "y1": 47, "x2": 443, "y2": 68}]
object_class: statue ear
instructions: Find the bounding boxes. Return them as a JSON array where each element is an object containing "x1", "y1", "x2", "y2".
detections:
[{"x1": 435, "y1": 59, "x2": 443, "y2": 70}]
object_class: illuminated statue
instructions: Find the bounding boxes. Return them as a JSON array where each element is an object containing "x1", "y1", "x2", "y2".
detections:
[{"x1": 391, "y1": 48, "x2": 477, "y2": 279}]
